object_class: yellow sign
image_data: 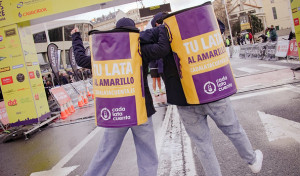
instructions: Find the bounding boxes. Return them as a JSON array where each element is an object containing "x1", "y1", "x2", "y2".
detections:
[
  {"x1": 241, "y1": 23, "x2": 251, "y2": 31},
  {"x1": 290, "y1": 0, "x2": 300, "y2": 59},
  {"x1": 0, "y1": 23, "x2": 50, "y2": 126},
  {"x1": 0, "y1": 0, "x2": 111, "y2": 27}
]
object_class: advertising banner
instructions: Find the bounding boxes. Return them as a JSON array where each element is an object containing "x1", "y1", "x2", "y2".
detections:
[
  {"x1": 287, "y1": 39, "x2": 299, "y2": 57},
  {"x1": 275, "y1": 40, "x2": 289, "y2": 58},
  {"x1": 240, "y1": 15, "x2": 251, "y2": 31},
  {"x1": 62, "y1": 84, "x2": 79, "y2": 108},
  {"x1": 69, "y1": 46, "x2": 82, "y2": 81},
  {"x1": 71, "y1": 81, "x2": 87, "y2": 94},
  {"x1": 290, "y1": 0, "x2": 300, "y2": 59},
  {"x1": 90, "y1": 29, "x2": 147, "y2": 128},
  {"x1": 18, "y1": 23, "x2": 50, "y2": 121},
  {"x1": 0, "y1": 0, "x2": 111, "y2": 27},
  {"x1": 0, "y1": 24, "x2": 38, "y2": 126},
  {"x1": 0, "y1": 101, "x2": 9, "y2": 125},
  {"x1": 47, "y1": 43, "x2": 60, "y2": 84},
  {"x1": 163, "y1": 2, "x2": 237, "y2": 104},
  {"x1": 49, "y1": 86, "x2": 71, "y2": 106}
]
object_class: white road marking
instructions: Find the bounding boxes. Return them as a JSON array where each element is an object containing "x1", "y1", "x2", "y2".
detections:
[
  {"x1": 173, "y1": 106, "x2": 197, "y2": 176},
  {"x1": 258, "y1": 64, "x2": 289, "y2": 69},
  {"x1": 230, "y1": 87, "x2": 292, "y2": 101},
  {"x1": 258, "y1": 111, "x2": 300, "y2": 143},
  {"x1": 156, "y1": 105, "x2": 173, "y2": 156},
  {"x1": 30, "y1": 127, "x2": 102, "y2": 176},
  {"x1": 236, "y1": 67, "x2": 260, "y2": 73}
]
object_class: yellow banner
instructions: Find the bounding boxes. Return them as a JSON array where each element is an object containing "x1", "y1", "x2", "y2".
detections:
[
  {"x1": 18, "y1": 22, "x2": 50, "y2": 118},
  {"x1": 0, "y1": 24, "x2": 37, "y2": 125},
  {"x1": 0, "y1": 23, "x2": 49, "y2": 126},
  {"x1": 241, "y1": 23, "x2": 251, "y2": 31},
  {"x1": 291, "y1": 0, "x2": 300, "y2": 59},
  {"x1": 0, "y1": 0, "x2": 111, "y2": 27}
]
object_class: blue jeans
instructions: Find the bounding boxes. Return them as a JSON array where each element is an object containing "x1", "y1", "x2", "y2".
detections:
[
  {"x1": 84, "y1": 117, "x2": 158, "y2": 176},
  {"x1": 177, "y1": 98, "x2": 256, "y2": 176}
]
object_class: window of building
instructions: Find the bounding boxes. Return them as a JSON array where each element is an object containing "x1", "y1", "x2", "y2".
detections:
[
  {"x1": 272, "y1": 7, "x2": 277, "y2": 20},
  {"x1": 270, "y1": 0, "x2": 274, "y2": 3},
  {"x1": 33, "y1": 31, "x2": 47, "y2": 43},
  {"x1": 275, "y1": 26, "x2": 279, "y2": 30},
  {"x1": 48, "y1": 27, "x2": 63, "y2": 42},
  {"x1": 64, "y1": 24, "x2": 75, "y2": 41}
]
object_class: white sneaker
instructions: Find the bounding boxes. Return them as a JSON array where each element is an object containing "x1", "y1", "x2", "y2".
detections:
[
  {"x1": 249, "y1": 150, "x2": 263, "y2": 173},
  {"x1": 159, "y1": 89, "x2": 166, "y2": 94}
]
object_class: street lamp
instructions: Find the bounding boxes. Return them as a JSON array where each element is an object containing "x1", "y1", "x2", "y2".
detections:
[{"x1": 222, "y1": 0, "x2": 234, "y2": 46}]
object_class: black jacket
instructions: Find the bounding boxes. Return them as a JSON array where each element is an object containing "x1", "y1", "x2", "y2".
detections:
[
  {"x1": 71, "y1": 26, "x2": 171, "y2": 117},
  {"x1": 140, "y1": 27, "x2": 188, "y2": 106}
]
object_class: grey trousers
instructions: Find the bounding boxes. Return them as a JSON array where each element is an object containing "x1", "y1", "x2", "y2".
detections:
[
  {"x1": 177, "y1": 98, "x2": 256, "y2": 176},
  {"x1": 84, "y1": 117, "x2": 158, "y2": 176}
]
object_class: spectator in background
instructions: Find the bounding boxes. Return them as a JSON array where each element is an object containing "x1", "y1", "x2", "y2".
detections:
[
  {"x1": 258, "y1": 34, "x2": 268, "y2": 43},
  {"x1": 237, "y1": 35, "x2": 241, "y2": 45},
  {"x1": 249, "y1": 32, "x2": 253, "y2": 44},
  {"x1": 265, "y1": 28, "x2": 270, "y2": 39},
  {"x1": 59, "y1": 72, "x2": 69, "y2": 85},
  {"x1": 288, "y1": 31, "x2": 295, "y2": 40},
  {"x1": 269, "y1": 25, "x2": 278, "y2": 41},
  {"x1": 225, "y1": 37, "x2": 231, "y2": 47},
  {"x1": 149, "y1": 60, "x2": 165, "y2": 96}
]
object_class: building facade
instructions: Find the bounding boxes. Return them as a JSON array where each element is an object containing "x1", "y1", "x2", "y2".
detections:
[
  {"x1": 30, "y1": 20, "x2": 92, "y2": 74},
  {"x1": 262, "y1": 0, "x2": 292, "y2": 30}
]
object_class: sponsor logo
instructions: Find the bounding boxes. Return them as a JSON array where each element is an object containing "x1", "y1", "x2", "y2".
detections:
[
  {"x1": 0, "y1": 56, "x2": 6, "y2": 61},
  {"x1": 0, "y1": 35, "x2": 3, "y2": 41},
  {"x1": 0, "y1": 66, "x2": 10, "y2": 73},
  {"x1": 292, "y1": 8, "x2": 297, "y2": 13},
  {"x1": 100, "y1": 108, "x2": 111, "y2": 121},
  {"x1": 29, "y1": 71, "x2": 35, "y2": 79},
  {"x1": 294, "y1": 18, "x2": 299, "y2": 26},
  {"x1": 12, "y1": 64, "x2": 24, "y2": 69},
  {"x1": 204, "y1": 81, "x2": 216, "y2": 95},
  {"x1": 1, "y1": 76, "x2": 13, "y2": 85},
  {"x1": 35, "y1": 94, "x2": 39, "y2": 100},
  {"x1": 5, "y1": 29, "x2": 16, "y2": 37},
  {"x1": 8, "y1": 99, "x2": 17, "y2": 106},
  {"x1": 16, "y1": 73, "x2": 25, "y2": 82},
  {"x1": 26, "y1": 62, "x2": 32, "y2": 66},
  {"x1": 10, "y1": 54, "x2": 22, "y2": 59},
  {"x1": 36, "y1": 70, "x2": 40, "y2": 78},
  {"x1": 17, "y1": 2, "x2": 23, "y2": 8},
  {"x1": 0, "y1": 45, "x2": 5, "y2": 49},
  {"x1": 32, "y1": 62, "x2": 38, "y2": 65},
  {"x1": 21, "y1": 8, "x2": 47, "y2": 17},
  {"x1": 0, "y1": 1, "x2": 5, "y2": 20}
]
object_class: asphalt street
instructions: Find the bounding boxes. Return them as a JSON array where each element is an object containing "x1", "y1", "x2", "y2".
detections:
[{"x1": 0, "y1": 56, "x2": 300, "y2": 176}]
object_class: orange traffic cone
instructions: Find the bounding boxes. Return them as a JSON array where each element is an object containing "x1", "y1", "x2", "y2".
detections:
[
  {"x1": 67, "y1": 101, "x2": 74, "y2": 113},
  {"x1": 83, "y1": 92, "x2": 89, "y2": 104},
  {"x1": 78, "y1": 95, "x2": 84, "y2": 107},
  {"x1": 87, "y1": 87, "x2": 91, "y2": 97},
  {"x1": 70, "y1": 101, "x2": 75, "y2": 112},
  {"x1": 60, "y1": 104, "x2": 68, "y2": 120},
  {"x1": 64, "y1": 104, "x2": 71, "y2": 116}
]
